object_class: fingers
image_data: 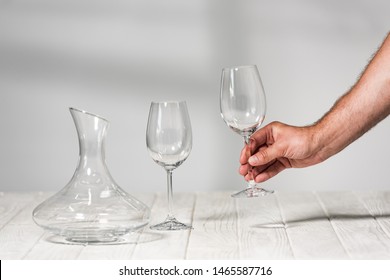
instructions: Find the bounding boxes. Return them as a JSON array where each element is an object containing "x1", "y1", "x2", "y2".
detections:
[
  {"x1": 239, "y1": 122, "x2": 286, "y2": 181},
  {"x1": 250, "y1": 124, "x2": 271, "y2": 148},
  {"x1": 248, "y1": 144, "x2": 284, "y2": 166},
  {"x1": 240, "y1": 124, "x2": 273, "y2": 164},
  {"x1": 239, "y1": 160, "x2": 275, "y2": 180},
  {"x1": 239, "y1": 144, "x2": 251, "y2": 165},
  {"x1": 253, "y1": 160, "x2": 287, "y2": 183},
  {"x1": 239, "y1": 145, "x2": 269, "y2": 176},
  {"x1": 239, "y1": 164, "x2": 249, "y2": 176}
]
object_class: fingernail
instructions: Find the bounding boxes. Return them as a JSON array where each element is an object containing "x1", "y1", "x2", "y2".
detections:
[{"x1": 248, "y1": 155, "x2": 258, "y2": 165}]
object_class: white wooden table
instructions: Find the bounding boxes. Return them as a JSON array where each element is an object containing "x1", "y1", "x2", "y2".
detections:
[{"x1": 1, "y1": 191, "x2": 390, "y2": 260}]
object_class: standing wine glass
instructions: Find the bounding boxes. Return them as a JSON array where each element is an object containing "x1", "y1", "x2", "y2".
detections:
[
  {"x1": 146, "y1": 101, "x2": 193, "y2": 230},
  {"x1": 220, "y1": 65, "x2": 274, "y2": 198}
]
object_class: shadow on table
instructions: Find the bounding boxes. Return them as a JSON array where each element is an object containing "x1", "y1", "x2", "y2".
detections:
[
  {"x1": 253, "y1": 213, "x2": 390, "y2": 229},
  {"x1": 196, "y1": 212, "x2": 238, "y2": 222}
]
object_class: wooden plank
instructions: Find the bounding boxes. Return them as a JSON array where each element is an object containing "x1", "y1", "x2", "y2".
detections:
[
  {"x1": 185, "y1": 192, "x2": 239, "y2": 259},
  {"x1": 14, "y1": 191, "x2": 94, "y2": 259},
  {"x1": 316, "y1": 191, "x2": 390, "y2": 259},
  {"x1": 354, "y1": 191, "x2": 390, "y2": 239},
  {"x1": 276, "y1": 191, "x2": 348, "y2": 259},
  {"x1": 0, "y1": 224, "x2": 44, "y2": 259},
  {"x1": 23, "y1": 234, "x2": 85, "y2": 260},
  {"x1": 9, "y1": 192, "x2": 52, "y2": 225},
  {"x1": 0, "y1": 192, "x2": 52, "y2": 259},
  {"x1": 131, "y1": 192, "x2": 195, "y2": 259},
  {"x1": 236, "y1": 193, "x2": 294, "y2": 259},
  {"x1": 4, "y1": 192, "x2": 83, "y2": 260},
  {"x1": 4, "y1": 191, "x2": 390, "y2": 260},
  {"x1": 355, "y1": 191, "x2": 390, "y2": 216},
  {"x1": 0, "y1": 192, "x2": 39, "y2": 227}
]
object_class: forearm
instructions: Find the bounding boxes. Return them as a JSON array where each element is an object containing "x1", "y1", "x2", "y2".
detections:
[{"x1": 313, "y1": 33, "x2": 390, "y2": 161}]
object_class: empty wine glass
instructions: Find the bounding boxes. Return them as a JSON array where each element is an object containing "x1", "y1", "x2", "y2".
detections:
[
  {"x1": 146, "y1": 101, "x2": 193, "y2": 230},
  {"x1": 220, "y1": 65, "x2": 274, "y2": 198}
]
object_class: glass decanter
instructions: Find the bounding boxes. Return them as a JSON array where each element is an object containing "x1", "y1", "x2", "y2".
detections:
[{"x1": 32, "y1": 108, "x2": 150, "y2": 244}]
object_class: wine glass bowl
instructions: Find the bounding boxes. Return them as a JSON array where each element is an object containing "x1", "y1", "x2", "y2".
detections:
[
  {"x1": 146, "y1": 101, "x2": 193, "y2": 230},
  {"x1": 220, "y1": 65, "x2": 274, "y2": 198}
]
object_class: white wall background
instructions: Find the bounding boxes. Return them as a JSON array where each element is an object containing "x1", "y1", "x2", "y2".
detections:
[{"x1": 1, "y1": 0, "x2": 389, "y2": 193}]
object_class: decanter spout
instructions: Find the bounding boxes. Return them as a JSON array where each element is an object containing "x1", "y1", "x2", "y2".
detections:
[{"x1": 70, "y1": 107, "x2": 108, "y2": 163}]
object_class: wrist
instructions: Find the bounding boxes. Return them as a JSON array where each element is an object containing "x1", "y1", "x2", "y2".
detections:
[{"x1": 306, "y1": 123, "x2": 329, "y2": 163}]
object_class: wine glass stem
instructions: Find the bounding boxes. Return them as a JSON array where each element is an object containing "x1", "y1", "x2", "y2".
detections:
[
  {"x1": 243, "y1": 135, "x2": 255, "y2": 183},
  {"x1": 166, "y1": 169, "x2": 174, "y2": 218}
]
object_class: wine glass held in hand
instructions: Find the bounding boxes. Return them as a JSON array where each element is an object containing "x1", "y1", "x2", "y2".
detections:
[
  {"x1": 220, "y1": 65, "x2": 274, "y2": 198},
  {"x1": 146, "y1": 101, "x2": 193, "y2": 230}
]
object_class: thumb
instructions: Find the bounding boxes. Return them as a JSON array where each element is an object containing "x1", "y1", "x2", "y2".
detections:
[{"x1": 248, "y1": 144, "x2": 284, "y2": 166}]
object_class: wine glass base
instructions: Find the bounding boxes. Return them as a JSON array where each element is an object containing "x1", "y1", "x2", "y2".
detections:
[
  {"x1": 150, "y1": 216, "x2": 193, "y2": 231},
  {"x1": 231, "y1": 187, "x2": 274, "y2": 198}
]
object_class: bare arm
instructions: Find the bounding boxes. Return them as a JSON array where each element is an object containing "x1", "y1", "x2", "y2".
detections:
[
  {"x1": 314, "y1": 33, "x2": 390, "y2": 161},
  {"x1": 240, "y1": 33, "x2": 390, "y2": 183}
]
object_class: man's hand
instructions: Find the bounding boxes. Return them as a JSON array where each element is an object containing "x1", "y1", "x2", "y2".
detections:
[{"x1": 239, "y1": 122, "x2": 324, "y2": 183}]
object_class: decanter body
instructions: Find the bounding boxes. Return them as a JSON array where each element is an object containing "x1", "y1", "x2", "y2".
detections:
[{"x1": 33, "y1": 108, "x2": 150, "y2": 244}]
